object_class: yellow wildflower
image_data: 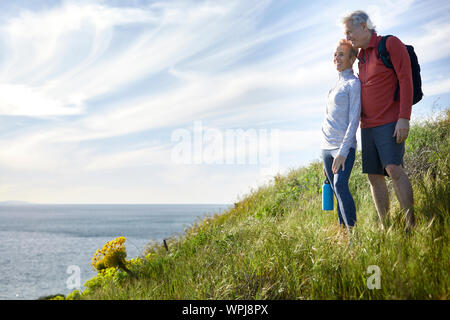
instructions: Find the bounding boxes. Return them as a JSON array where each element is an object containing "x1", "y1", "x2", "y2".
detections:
[{"x1": 91, "y1": 236, "x2": 132, "y2": 275}]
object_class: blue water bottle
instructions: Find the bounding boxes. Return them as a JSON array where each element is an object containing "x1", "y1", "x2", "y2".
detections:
[{"x1": 322, "y1": 178, "x2": 334, "y2": 211}]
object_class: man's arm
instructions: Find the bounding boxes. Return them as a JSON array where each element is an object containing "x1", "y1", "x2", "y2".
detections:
[
  {"x1": 387, "y1": 36, "x2": 413, "y2": 143},
  {"x1": 387, "y1": 36, "x2": 413, "y2": 120}
]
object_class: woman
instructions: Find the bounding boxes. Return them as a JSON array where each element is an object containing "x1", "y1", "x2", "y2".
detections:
[{"x1": 321, "y1": 39, "x2": 361, "y2": 231}]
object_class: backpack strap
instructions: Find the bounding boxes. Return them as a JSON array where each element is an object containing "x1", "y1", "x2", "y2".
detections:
[
  {"x1": 377, "y1": 35, "x2": 393, "y2": 68},
  {"x1": 378, "y1": 35, "x2": 399, "y2": 101}
]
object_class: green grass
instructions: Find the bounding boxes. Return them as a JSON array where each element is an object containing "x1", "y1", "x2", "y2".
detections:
[{"x1": 73, "y1": 110, "x2": 449, "y2": 300}]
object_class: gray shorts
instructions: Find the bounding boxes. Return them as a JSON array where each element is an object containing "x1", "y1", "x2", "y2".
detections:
[{"x1": 361, "y1": 121, "x2": 405, "y2": 176}]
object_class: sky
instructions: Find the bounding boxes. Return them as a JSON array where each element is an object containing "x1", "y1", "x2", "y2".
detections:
[{"x1": 0, "y1": 0, "x2": 449, "y2": 204}]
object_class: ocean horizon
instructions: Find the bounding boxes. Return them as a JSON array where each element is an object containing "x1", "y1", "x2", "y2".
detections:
[{"x1": 0, "y1": 203, "x2": 231, "y2": 300}]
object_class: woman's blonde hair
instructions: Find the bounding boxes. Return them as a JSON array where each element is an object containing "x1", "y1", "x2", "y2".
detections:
[{"x1": 337, "y1": 39, "x2": 358, "y2": 58}]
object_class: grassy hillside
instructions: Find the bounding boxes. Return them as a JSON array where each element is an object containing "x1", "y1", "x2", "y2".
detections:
[{"x1": 61, "y1": 110, "x2": 449, "y2": 300}]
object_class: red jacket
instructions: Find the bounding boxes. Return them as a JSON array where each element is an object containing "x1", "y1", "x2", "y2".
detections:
[{"x1": 357, "y1": 32, "x2": 413, "y2": 128}]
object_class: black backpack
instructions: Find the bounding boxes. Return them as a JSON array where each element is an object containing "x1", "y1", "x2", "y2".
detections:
[{"x1": 377, "y1": 35, "x2": 423, "y2": 105}]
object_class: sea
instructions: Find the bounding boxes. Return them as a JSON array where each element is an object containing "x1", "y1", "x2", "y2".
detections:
[{"x1": 0, "y1": 203, "x2": 231, "y2": 300}]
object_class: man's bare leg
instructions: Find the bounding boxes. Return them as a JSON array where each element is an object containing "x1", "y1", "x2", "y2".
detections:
[
  {"x1": 385, "y1": 164, "x2": 415, "y2": 230},
  {"x1": 368, "y1": 173, "x2": 390, "y2": 230}
]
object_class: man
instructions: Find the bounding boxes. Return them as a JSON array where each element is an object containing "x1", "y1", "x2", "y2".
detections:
[{"x1": 341, "y1": 10, "x2": 415, "y2": 232}]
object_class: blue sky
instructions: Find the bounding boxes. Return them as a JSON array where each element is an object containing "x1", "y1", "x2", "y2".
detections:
[{"x1": 0, "y1": 0, "x2": 449, "y2": 204}]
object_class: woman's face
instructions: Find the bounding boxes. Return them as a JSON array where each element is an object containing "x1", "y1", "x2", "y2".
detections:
[{"x1": 334, "y1": 45, "x2": 354, "y2": 72}]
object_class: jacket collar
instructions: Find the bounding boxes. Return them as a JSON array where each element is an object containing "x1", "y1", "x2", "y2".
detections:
[
  {"x1": 339, "y1": 68, "x2": 354, "y2": 79},
  {"x1": 357, "y1": 32, "x2": 378, "y2": 61}
]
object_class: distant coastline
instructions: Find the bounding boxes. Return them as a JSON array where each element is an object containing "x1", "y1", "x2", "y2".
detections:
[{"x1": 0, "y1": 200, "x2": 34, "y2": 206}]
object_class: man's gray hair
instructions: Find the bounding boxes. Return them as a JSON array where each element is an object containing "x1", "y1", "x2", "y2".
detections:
[{"x1": 341, "y1": 10, "x2": 376, "y2": 33}]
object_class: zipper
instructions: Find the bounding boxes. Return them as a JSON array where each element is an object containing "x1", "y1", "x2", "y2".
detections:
[{"x1": 364, "y1": 50, "x2": 368, "y2": 85}]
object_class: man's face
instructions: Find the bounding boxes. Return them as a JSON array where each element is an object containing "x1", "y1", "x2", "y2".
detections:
[{"x1": 344, "y1": 21, "x2": 368, "y2": 49}]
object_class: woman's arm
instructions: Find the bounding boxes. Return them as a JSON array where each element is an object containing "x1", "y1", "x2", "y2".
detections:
[
  {"x1": 337, "y1": 79, "x2": 361, "y2": 159},
  {"x1": 332, "y1": 81, "x2": 360, "y2": 173}
]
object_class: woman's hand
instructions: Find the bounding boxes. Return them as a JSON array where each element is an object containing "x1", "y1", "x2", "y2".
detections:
[{"x1": 332, "y1": 155, "x2": 346, "y2": 174}]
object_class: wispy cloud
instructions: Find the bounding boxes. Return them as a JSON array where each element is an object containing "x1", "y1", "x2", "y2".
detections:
[{"x1": 408, "y1": 20, "x2": 450, "y2": 64}]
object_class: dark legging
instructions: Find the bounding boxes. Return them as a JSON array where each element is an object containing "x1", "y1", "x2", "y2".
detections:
[{"x1": 322, "y1": 148, "x2": 357, "y2": 227}]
